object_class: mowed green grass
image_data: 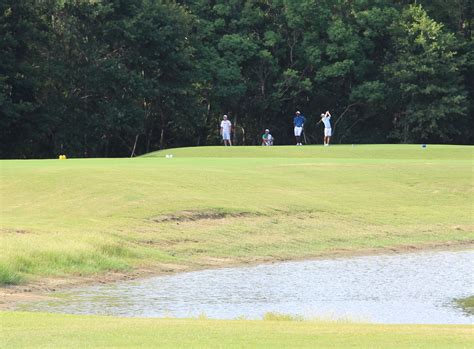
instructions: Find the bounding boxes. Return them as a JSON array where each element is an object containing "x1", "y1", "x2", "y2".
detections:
[
  {"x1": 1, "y1": 145, "x2": 472, "y2": 285},
  {"x1": 1, "y1": 312, "x2": 472, "y2": 349}
]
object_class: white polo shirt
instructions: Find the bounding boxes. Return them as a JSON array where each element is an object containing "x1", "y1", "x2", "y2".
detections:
[
  {"x1": 221, "y1": 120, "x2": 232, "y2": 133},
  {"x1": 322, "y1": 115, "x2": 331, "y2": 128}
]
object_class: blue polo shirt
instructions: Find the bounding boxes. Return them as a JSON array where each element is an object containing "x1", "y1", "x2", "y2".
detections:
[{"x1": 294, "y1": 115, "x2": 305, "y2": 127}]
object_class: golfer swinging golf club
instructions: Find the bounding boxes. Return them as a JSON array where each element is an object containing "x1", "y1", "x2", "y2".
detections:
[
  {"x1": 321, "y1": 110, "x2": 332, "y2": 146},
  {"x1": 293, "y1": 111, "x2": 305, "y2": 145}
]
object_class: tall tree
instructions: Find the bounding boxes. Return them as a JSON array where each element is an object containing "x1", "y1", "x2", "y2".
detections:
[
  {"x1": 0, "y1": 0, "x2": 51, "y2": 158},
  {"x1": 1, "y1": 0, "x2": 472, "y2": 158},
  {"x1": 385, "y1": 4, "x2": 468, "y2": 143}
]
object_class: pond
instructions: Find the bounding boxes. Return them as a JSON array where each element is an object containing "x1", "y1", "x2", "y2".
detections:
[{"x1": 19, "y1": 250, "x2": 473, "y2": 324}]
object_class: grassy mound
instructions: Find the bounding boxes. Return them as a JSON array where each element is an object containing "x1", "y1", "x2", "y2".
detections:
[
  {"x1": 1, "y1": 145, "x2": 472, "y2": 285},
  {"x1": 144, "y1": 144, "x2": 473, "y2": 160}
]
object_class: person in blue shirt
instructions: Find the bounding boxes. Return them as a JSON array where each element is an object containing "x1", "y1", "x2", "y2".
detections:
[{"x1": 293, "y1": 111, "x2": 305, "y2": 145}]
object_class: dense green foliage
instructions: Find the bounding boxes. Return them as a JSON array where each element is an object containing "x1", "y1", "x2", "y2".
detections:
[{"x1": 1, "y1": 0, "x2": 472, "y2": 158}]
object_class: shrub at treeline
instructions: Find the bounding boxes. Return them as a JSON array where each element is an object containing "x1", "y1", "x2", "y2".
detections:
[{"x1": 1, "y1": 0, "x2": 473, "y2": 158}]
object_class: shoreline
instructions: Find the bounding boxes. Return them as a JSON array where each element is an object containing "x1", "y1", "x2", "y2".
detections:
[{"x1": 1, "y1": 240, "x2": 472, "y2": 311}]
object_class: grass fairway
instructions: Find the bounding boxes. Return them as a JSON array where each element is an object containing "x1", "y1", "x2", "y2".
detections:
[
  {"x1": 1, "y1": 312, "x2": 472, "y2": 349},
  {"x1": 0, "y1": 145, "x2": 473, "y2": 285}
]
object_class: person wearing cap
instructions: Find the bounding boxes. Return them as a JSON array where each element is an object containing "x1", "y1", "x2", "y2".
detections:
[
  {"x1": 293, "y1": 111, "x2": 305, "y2": 145},
  {"x1": 320, "y1": 111, "x2": 332, "y2": 146},
  {"x1": 220, "y1": 114, "x2": 232, "y2": 146},
  {"x1": 262, "y1": 129, "x2": 273, "y2": 146}
]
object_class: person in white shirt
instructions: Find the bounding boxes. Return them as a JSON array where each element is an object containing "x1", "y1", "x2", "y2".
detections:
[
  {"x1": 220, "y1": 114, "x2": 232, "y2": 146},
  {"x1": 262, "y1": 129, "x2": 274, "y2": 146},
  {"x1": 321, "y1": 111, "x2": 332, "y2": 146}
]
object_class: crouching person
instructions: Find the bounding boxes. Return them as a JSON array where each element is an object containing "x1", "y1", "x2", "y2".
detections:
[{"x1": 262, "y1": 129, "x2": 274, "y2": 146}]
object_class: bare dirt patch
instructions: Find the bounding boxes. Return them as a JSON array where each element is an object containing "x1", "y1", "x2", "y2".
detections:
[
  {"x1": 0, "y1": 228, "x2": 33, "y2": 235},
  {"x1": 152, "y1": 210, "x2": 258, "y2": 223}
]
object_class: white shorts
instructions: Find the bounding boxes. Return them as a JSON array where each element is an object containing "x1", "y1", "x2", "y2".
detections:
[
  {"x1": 222, "y1": 131, "x2": 231, "y2": 140},
  {"x1": 294, "y1": 126, "x2": 303, "y2": 136},
  {"x1": 324, "y1": 128, "x2": 332, "y2": 137}
]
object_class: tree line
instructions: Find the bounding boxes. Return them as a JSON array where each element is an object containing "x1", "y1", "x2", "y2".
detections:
[{"x1": 1, "y1": 0, "x2": 473, "y2": 158}]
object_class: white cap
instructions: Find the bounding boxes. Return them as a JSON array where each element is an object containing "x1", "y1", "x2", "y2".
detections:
[{"x1": 265, "y1": 129, "x2": 270, "y2": 132}]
